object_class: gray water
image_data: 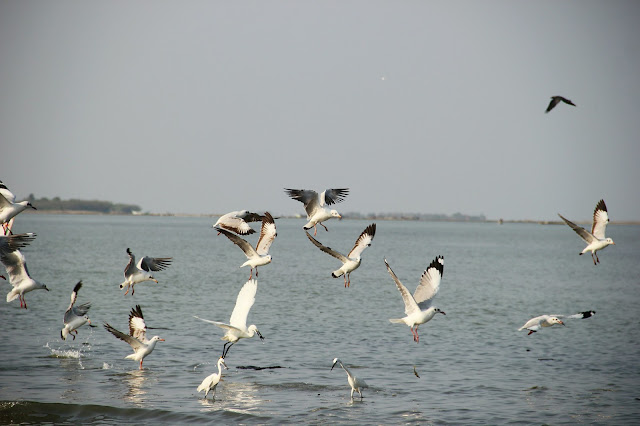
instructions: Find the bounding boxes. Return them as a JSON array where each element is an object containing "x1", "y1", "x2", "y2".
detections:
[{"x1": 0, "y1": 214, "x2": 638, "y2": 424}]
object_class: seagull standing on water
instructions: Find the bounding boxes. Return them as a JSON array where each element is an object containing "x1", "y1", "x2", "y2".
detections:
[
  {"x1": 61, "y1": 281, "x2": 92, "y2": 340},
  {"x1": 305, "y1": 223, "x2": 376, "y2": 287},
  {"x1": 195, "y1": 279, "x2": 264, "y2": 358},
  {"x1": 0, "y1": 233, "x2": 47, "y2": 308},
  {"x1": 331, "y1": 358, "x2": 368, "y2": 401},
  {"x1": 197, "y1": 356, "x2": 229, "y2": 400},
  {"x1": 104, "y1": 305, "x2": 165, "y2": 369},
  {"x1": 119, "y1": 248, "x2": 172, "y2": 295},
  {"x1": 0, "y1": 180, "x2": 36, "y2": 233},
  {"x1": 386, "y1": 256, "x2": 446, "y2": 343},
  {"x1": 558, "y1": 199, "x2": 615, "y2": 265},
  {"x1": 212, "y1": 210, "x2": 266, "y2": 235},
  {"x1": 519, "y1": 311, "x2": 596, "y2": 335},
  {"x1": 545, "y1": 95, "x2": 576, "y2": 113},
  {"x1": 215, "y1": 212, "x2": 277, "y2": 280},
  {"x1": 284, "y1": 188, "x2": 349, "y2": 236}
]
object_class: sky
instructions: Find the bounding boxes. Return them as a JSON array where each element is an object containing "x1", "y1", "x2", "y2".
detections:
[{"x1": 1, "y1": 1, "x2": 639, "y2": 221}]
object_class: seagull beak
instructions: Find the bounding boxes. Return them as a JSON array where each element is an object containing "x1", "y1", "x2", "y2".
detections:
[
  {"x1": 440, "y1": 311, "x2": 446, "y2": 315},
  {"x1": 87, "y1": 319, "x2": 92, "y2": 325},
  {"x1": 152, "y1": 279, "x2": 159, "y2": 283},
  {"x1": 159, "y1": 338, "x2": 165, "y2": 341},
  {"x1": 559, "y1": 321, "x2": 565, "y2": 326},
  {"x1": 257, "y1": 331, "x2": 265, "y2": 341},
  {"x1": 612, "y1": 242, "x2": 616, "y2": 245}
]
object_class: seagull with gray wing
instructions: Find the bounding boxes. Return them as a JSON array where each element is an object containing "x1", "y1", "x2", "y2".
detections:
[
  {"x1": 285, "y1": 188, "x2": 349, "y2": 235},
  {"x1": 61, "y1": 280, "x2": 92, "y2": 340},
  {"x1": 119, "y1": 248, "x2": 172, "y2": 295},
  {"x1": 558, "y1": 199, "x2": 614, "y2": 265}
]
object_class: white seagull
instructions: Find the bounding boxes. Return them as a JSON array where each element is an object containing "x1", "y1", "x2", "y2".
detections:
[
  {"x1": 0, "y1": 233, "x2": 47, "y2": 308},
  {"x1": 545, "y1": 95, "x2": 576, "y2": 113},
  {"x1": 284, "y1": 188, "x2": 349, "y2": 236},
  {"x1": 0, "y1": 180, "x2": 36, "y2": 233},
  {"x1": 386, "y1": 256, "x2": 446, "y2": 343},
  {"x1": 305, "y1": 223, "x2": 376, "y2": 287},
  {"x1": 194, "y1": 279, "x2": 264, "y2": 358},
  {"x1": 519, "y1": 311, "x2": 596, "y2": 335},
  {"x1": 119, "y1": 248, "x2": 172, "y2": 295},
  {"x1": 104, "y1": 305, "x2": 165, "y2": 369},
  {"x1": 558, "y1": 199, "x2": 615, "y2": 265},
  {"x1": 331, "y1": 358, "x2": 368, "y2": 401},
  {"x1": 215, "y1": 212, "x2": 276, "y2": 280},
  {"x1": 61, "y1": 281, "x2": 92, "y2": 340},
  {"x1": 197, "y1": 356, "x2": 229, "y2": 400},
  {"x1": 212, "y1": 210, "x2": 266, "y2": 235}
]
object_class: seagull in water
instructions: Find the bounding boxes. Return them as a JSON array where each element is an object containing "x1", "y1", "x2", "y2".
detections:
[
  {"x1": 386, "y1": 256, "x2": 446, "y2": 343},
  {"x1": 213, "y1": 210, "x2": 267, "y2": 235},
  {"x1": 558, "y1": 199, "x2": 615, "y2": 265},
  {"x1": 61, "y1": 280, "x2": 92, "y2": 340},
  {"x1": 119, "y1": 248, "x2": 172, "y2": 295},
  {"x1": 195, "y1": 279, "x2": 264, "y2": 358},
  {"x1": 519, "y1": 311, "x2": 596, "y2": 335},
  {"x1": 0, "y1": 233, "x2": 47, "y2": 308},
  {"x1": 0, "y1": 180, "x2": 36, "y2": 234},
  {"x1": 197, "y1": 357, "x2": 229, "y2": 400},
  {"x1": 215, "y1": 212, "x2": 277, "y2": 280},
  {"x1": 331, "y1": 358, "x2": 368, "y2": 401},
  {"x1": 284, "y1": 188, "x2": 349, "y2": 236},
  {"x1": 104, "y1": 305, "x2": 165, "y2": 369},
  {"x1": 305, "y1": 223, "x2": 376, "y2": 287},
  {"x1": 545, "y1": 95, "x2": 576, "y2": 113}
]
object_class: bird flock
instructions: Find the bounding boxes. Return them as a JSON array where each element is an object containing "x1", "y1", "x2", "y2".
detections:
[{"x1": 0, "y1": 172, "x2": 615, "y2": 401}]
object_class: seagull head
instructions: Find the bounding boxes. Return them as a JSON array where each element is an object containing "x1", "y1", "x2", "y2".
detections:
[
  {"x1": 151, "y1": 336, "x2": 165, "y2": 342},
  {"x1": 606, "y1": 238, "x2": 615, "y2": 245},
  {"x1": 434, "y1": 308, "x2": 446, "y2": 315},
  {"x1": 550, "y1": 317, "x2": 564, "y2": 326},
  {"x1": 330, "y1": 210, "x2": 342, "y2": 219}
]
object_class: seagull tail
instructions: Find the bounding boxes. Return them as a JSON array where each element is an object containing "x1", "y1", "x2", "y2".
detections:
[
  {"x1": 6, "y1": 289, "x2": 19, "y2": 303},
  {"x1": 331, "y1": 270, "x2": 344, "y2": 278},
  {"x1": 389, "y1": 318, "x2": 404, "y2": 324}
]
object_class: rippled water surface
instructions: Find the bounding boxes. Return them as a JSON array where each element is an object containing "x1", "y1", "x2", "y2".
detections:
[{"x1": 1, "y1": 215, "x2": 639, "y2": 424}]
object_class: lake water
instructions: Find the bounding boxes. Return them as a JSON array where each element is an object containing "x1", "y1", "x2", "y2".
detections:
[{"x1": 1, "y1": 214, "x2": 639, "y2": 424}]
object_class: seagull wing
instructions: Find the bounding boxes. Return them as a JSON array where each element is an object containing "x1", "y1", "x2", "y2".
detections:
[
  {"x1": 519, "y1": 315, "x2": 547, "y2": 330},
  {"x1": 0, "y1": 181, "x2": 16, "y2": 204},
  {"x1": 237, "y1": 210, "x2": 265, "y2": 223},
  {"x1": 320, "y1": 188, "x2": 349, "y2": 206},
  {"x1": 256, "y1": 212, "x2": 277, "y2": 256},
  {"x1": 66, "y1": 281, "x2": 82, "y2": 312},
  {"x1": 216, "y1": 228, "x2": 258, "y2": 258},
  {"x1": 305, "y1": 231, "x2": 348, "y2": 263},
  {"x1": 560, "y1": 96, "x2": 576, "y2": 107},
  {"x1": 0, "y1": 233, "x2": 36, "y2": 253},
  {"x1": 0, "y1": 193, "x2": 10, "y2": 209},
  {"x1": 414, "y1": 256, "x2": 444, "y2": 310},
  {"x1": 194, "y1": 316, "x2": 244, "y2": 334},
  {"x1": 558, "y1": 213, "x2": 596, "y2": 244},
  {"x1": 128, "y1": 305, "x2": 148, "y2": 342},
  {"x1": 284, "y1": 188, "x2": 319, "y2": 217},
  {"x1": 104, "y1": 323, "x2": 142, "y2": 349},
  {"x1": 545, "y1": 97, "x2": 560, "y2": 113},
  {"x1": 384, "y1": 259, "x2": 420, "y2": 315},
  {"x1": 553, "y1": 310, "x2": 596, "y2": 320},
  {"x1": 138, "y1": 256, "x2": 172, "y2": 272},
  {"x1": 0, "y1": 249, "x2": 31, "y2": 285},
  {"x1": 229, "y1": 279, "x2": 258, "y2": 330},
  {"x1": 591, "y1": 200, "x2": 609, "y2": 240},
  {"x1": 124, "y1": 249, "x2": 137, "y2": 277},
  {"x1": 347, "y1": 224, "x2": 376, "y2": 259},
  {"x1": 215, "y1": 211, "x2": 257, "y2": 235}
]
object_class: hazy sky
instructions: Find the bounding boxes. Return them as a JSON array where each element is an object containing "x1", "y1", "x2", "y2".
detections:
[{"x1": 2, "y1": 1, "x2": 639, "y2": 221}]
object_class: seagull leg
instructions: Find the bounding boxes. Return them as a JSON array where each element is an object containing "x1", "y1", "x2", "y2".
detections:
[
  {"x1": 415, "y1": 326, "x2": 420, "y2": 343},
  {"x1": 595, "y1": 252, "x2": 600, "y2": 264},
  {"x1": 131, "y1": 286, "x2": 135, "y2": 295},
  {"x1": 591, "y1": 253, "x2": 597, "y2": 266},
  {"x1": 344, "y1": 275, "x2": 348, "y2": 288},
  {"x1": 256, "y1": 267, "x2": 259, "y2": 277},
  {"x1": 139, "y1": 360, "x2": 143, "y2": 370},
  {"x1": 313, "y1": 225, "x2": 318, "y2": 236},
  {"x1": 71, "y1": 333, "x2": 76, "y2": 341},
  {"x1": 249, "y1": 269, "x2": 253, "y2": 280},
  {"x1": 124, "y1": 285, "x2": 130, "y2": 296},
  {"x1": 320, "y1": 222, "x2": 329, "y2": 232},
  {"x1": 528, "y1": 330, "x2": 535, "y2": 335}
]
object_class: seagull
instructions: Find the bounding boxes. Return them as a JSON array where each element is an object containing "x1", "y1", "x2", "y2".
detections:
[
  {"x1": 386, "y1": 256, "x2": 446, "y2": 343},
  {"x1": 558, "y1": 199, "x2": 615, "y2": 265},
  {"x1": 212, "y1": 210, "x2": 267, "y2": 235},
  {"x1": 119, "y1": 248, "x2": 172, "y2": 295},
  {"x1": 0, "y1": 233, "x2": 47, "y2": 308},
  {"x1": 519, "y1": 311, "x2": 596, "y2": 335},
  {"x1": 284, "y1": 188, "x2": 349, "y2": 236},
  {"x1": 215, "y1": 212, "x2": 276, "y2": 280},
  {"x1": 305, "y1": 223, "x2": 376, "y2": 287},
  {"x1": 197, "y1": 356, "x2": 229, "y2": 400},
  {"x1": 61, "y1": 281, "x2": 92, "y2": 340},
  {"x1": 103, "y1": 305, "x2": 165, "y2": 369},
  {"x1": 195, "y1": 279, "x2": 264, "y2": 358},
  {"x1": 0, "y1": 180, "x2": 36, "y2": 233},
  {"x1": 545, "y1": 95, "x2": 576, "y2": 113},
  {"x1": 331, "y1": 358, "x2": 368, "y2": 401}
]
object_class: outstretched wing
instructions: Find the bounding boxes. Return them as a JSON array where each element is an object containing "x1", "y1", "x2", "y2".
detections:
[
  {"x1": 104, "y1": 323, "x2": 142, "y2": 349},
  {"x1": 0, "y1": 233, "x2": 36, "y2": 253},
  {"x1": 0, "y1": 249, "x2": 31, "y2": 286},
  {"x1": 128, "y1": 305, "x2": 147, "y2": 342},
  {"x1": 384, "y1": 259, "x2": 420, "y2": 316},
  {"x1": 284, "y1": 188, "x2": 319, "y2": 217},
  {"x1": 0, "y1": 180, "x2": 16, "y2": 204},
  {"x1": 214, "y1": 210, "x2": 257, "y2": 235},
  {"x1": 139, "y1": 256, "x2": 172, "y2": 272},
  {"x1": 553, "y1": 310, "x2": 596, "y2": 320},
  {"x1": 414, "y1": 256, "x2": 444, "y2": 310},
  {"x1": 591, "y1": 200, "x2": 609, "y2": 240},
  {"x1": 347, "y1": 223, "x2": 376, "y2": 259},
  {"x1": 124, "y1": 248, "x2": 136, "y2": 276},
  {"x1": 305, "y1": 231, "x2": 348, "y2": 263},
  {"x1": 558, "y1": 213, "x2": 596, "y2": 244},
  {"x1": 320, "y1": 188, "x2": 349, "y2": 206},
  {"x1": 194, "y1": 316, "x2": 243, "y2": 334},
  {"x1": 66, "y1": 281, "x2": 83, "y2": 312},
  {"x1": 229, "y1": 279, "x2": 258, "y2": 329},
  {"x1": 216, "y1": 228, "x2": 258, "y2": 258},
  {"x1": 256, "y1": 212, "x2": 277, "y2": 256}
]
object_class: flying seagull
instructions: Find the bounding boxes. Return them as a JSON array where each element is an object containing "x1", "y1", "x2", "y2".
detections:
[
  {"x1": 0, "y1": 233, "x2": 47, "y2": 308},
  {"x1": 519, "y1": 311, "x2": 596, "y2": 335},
  {"x1": 545, "y1": 95, "x2": 576, "y2": 113},
  {"x1": 61, "y1": 280, "x2": 92, "y2": 340},
  {"x1": 0, "y1": 180, "x2": 36, "y2": 233},
  {"x1": 284, "y1": 188, "x2": 349, "y2": 235},
  {"x1": 215, "y1": 212, "x2": 276, "y2": 280},
  {"x1": 558, "y1": 199, "x2": 615, "y2": 265},
  {"x1": 305, "y1": 223, "x2": 376, "y2": 287},
  {"x1": 386, "y1": 256, "x2": 446, "y2": 343},
  {"x1": 212, "y1": 210, "x2": 267, "y2": 235},
  {"x1": 104, "y1": 305, "x2": 165, "y2": 369},
  {"x1": 119, "y1": 248, "x2": 172, "y2": 295}
]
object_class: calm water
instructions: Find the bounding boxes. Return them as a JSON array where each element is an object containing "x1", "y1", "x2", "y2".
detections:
[{"x1": 1, "y1": 214, "x2": 639, "y2": 424}]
